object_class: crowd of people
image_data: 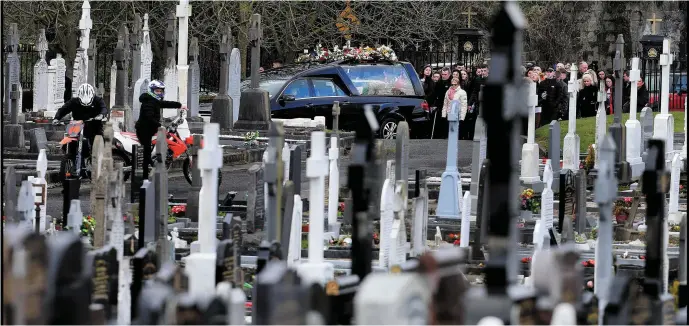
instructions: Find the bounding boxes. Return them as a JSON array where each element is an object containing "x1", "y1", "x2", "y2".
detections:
[{"x1": 418, "y1": 61, "x2": 650, "y2": 139}]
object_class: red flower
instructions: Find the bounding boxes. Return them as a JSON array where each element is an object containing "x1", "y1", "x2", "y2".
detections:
[
  {"x1": 517, "y1": 223, "x2": 525, "y2": 228},
  {"x1": 521, "y1": 257, "x2": 532, "y2": 263},
  {"x1": 640, "y1": 255, "x2": 646, "y2": 260},
  {"x1": 338, "y1": 202, "x2": 345, "y2": 212},
  {"x1": 373, "y1": 233, "x2": 379, "y2": 240},
  {"x1": 302, "y1": 225, "x2": 309, "y2": 232},
  {"x1": 453, "y1": 239, "x2": 460, "y2": 245}
]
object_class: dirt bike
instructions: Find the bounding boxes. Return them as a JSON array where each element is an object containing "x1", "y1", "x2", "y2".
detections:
[
  {"x1": 58, "y1": 115, "x2": 128, "y2": 181},
  {"x1": 112, "y1": 109, "x2": 222, "y2": 186}
]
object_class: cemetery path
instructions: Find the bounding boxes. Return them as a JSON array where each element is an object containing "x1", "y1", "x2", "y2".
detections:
[{"x1": 44, "y1": 140, "x2": 473, "y2": 218}]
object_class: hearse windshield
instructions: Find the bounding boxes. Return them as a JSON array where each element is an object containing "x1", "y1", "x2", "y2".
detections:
[
  {"x1": 258, "y1": 79, "x2": 289, "y2": 98},
  {"x1": 341, "y1": 64, "x2": 418, "y2": 96}
]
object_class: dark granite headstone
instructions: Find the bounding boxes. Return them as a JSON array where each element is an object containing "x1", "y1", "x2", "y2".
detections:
[
  {"x1": 574, "y1": 169, "x2": 588, "y2": 234},
  {"x1": 175, "y1": 293, "x2": 204, "y2": 324},
  {"x1": 548, "y1": 121, "x2": 561, "y2": 192},
  {"x1": 281, "y1": 181, "x2": 295, "y2": 246},
  {"x1": 131, "y1": 247, "x2": 158, "y2": 320},
  {"x1": 289, "y1": 145, "x2": 303, "y2": 195},
  {"x1": 558, "y1": 169, "x2": 575, "y2": 236},
  {"x1": 28, "y1": 128, "x2": 48, "y2": 153},
  {"x1": 471, "y1": 159, "x2": 489, "y2": 261},
  {"x1": 135, "y1": 281, "x2": 174, "y2": 324},
  {"x1": 253, "y1": 261, "x2": 306, "y2": 325},
  {"x1": 215, "y1": 239, "x2": 241, "y2": 287},
  {"x1": 8, "y1": 229, "x2": 49, "y2": 325},
  {"x1": 186, "y1": 135, "x2": 202, "y2": 222},
  {"x1": 246, "y1": 164, "x2": 265, "y2": 232},
  {"x1": 47, "y1": 233, "x2": 90, "y2": 325},
  {"x1": 85, "y1": 246, "x2": 118, "y2": 320}
]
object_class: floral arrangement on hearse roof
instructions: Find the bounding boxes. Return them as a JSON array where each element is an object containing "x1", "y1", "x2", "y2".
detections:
[{"x1": 295, "y1": 44, "x2": 398, "y2": 64}]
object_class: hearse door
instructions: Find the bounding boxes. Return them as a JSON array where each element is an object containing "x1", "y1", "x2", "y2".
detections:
[
  {"x1": 274, "y1": 78, "x2": 315, "y2": 119},
  {"x1": 309, "y1": 78, "x2": 353, "y2": 130}
]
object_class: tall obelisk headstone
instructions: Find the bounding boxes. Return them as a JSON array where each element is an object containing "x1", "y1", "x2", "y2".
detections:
[
  {"x1": 211, "y1": 24, "x2": 234, "y2": 130},
  {"x1": 4, "y1": 23, "x2": 21, "y2": 115},
  {"x1": 33, "y1": 29, "x2": 49, "y2": 112},
  {"x1": 72, "y1": 0, "x2": 92, "y2": 97},
  {"x1": 132, "y1": 13, "x2": 152, "y2": 121},
  {"x1": 163, "y1": 11, "x2": 179, "y2": 117},
  {"x1": 187, "y1": 37, "x2": 201, "y2": 117},
  {"x1": 111, "y1": 24, "x2": 134, "y2": 131},
  {"x1": 176, "y1": 0, "x2": 192, "y2": 108},
  {"x1": 610, "y1": 34, "x2": 631, "y2": 182},
  {"x1": 563, "y1": 64, "x2": 580, "y2": 172},
  {"x1": 234, "y1": 14, "x2": 270, "y2": 130},
  {"x1": 626, "y1": 57, "x2": 645, "y2": 178},
  {"x1": 128, "y1": 13, "x2": 142, "y2": 108},
  {"x1": 653, "y1": 38, "x2": 676, "y2": 164}
]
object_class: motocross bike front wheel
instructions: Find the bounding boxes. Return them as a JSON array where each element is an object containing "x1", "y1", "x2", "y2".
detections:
[{"x1": 182, "y1": 157, "x2": 223, "y2": 186}]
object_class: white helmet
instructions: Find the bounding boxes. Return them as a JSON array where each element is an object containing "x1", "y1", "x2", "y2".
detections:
[{"x1": 77, "y1": 83, "x2": 95, "y2": 106}]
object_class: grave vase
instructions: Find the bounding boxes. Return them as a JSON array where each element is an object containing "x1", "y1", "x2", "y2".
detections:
[{"x1": 614, "y1": 214, "x2": 629, "y2": 225}]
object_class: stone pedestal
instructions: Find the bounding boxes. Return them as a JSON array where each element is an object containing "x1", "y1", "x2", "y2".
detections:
[
  {"x1": 668, "y1": 211, "x2": 686, "y2": 225},
  {"x1": 233, "y1": 89, "x2": 270, "y2": 130},
  {"x1": 520, "y1": 143, "x2": 541, "y2": 183},
  {"x1": 3, "y1": 124, "x2": 24, "y2": 149},
  {"x1": 653, "y1": 113, "x2": 675, "y2": 161},
  {"x1": 210, "y1": 94, "x2": 233, "y2": 131},
  {"x1": 625, "y1": 119, "x2": 644, "y2": 179},
  {"x1": 563, "y1": 133, "x2": 580, "y2": 172}
]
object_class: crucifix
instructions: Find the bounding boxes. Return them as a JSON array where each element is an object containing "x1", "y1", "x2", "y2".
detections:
[
  {"x1": 462, "y1": 7, "x2": 477, "y2": 28},
  {"x1": 647, "y1": 12, "x2": 663, "y2": 35},
  {"x1": 249, "y1": 14, "x2": 263, "y2": 89}
]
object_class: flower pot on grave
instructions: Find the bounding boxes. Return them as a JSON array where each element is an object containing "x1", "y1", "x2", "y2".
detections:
[
  {"x1": 520, "y1": 210, "x2": 533, "y2": 221},
  {"x1": 575, "y1": 242, "x2": 590, "y2": 251},
  {"x1": 615, "y1": 214, "x2": 629, "y2": 224}
]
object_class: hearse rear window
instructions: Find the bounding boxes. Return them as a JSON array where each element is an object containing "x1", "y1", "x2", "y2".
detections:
[{"x1": 341, "y1": 64, "x2": 418, "y2": 96}]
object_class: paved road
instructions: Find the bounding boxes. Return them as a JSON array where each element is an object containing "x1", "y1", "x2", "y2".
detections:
[{"x1": 44, "y1": 139, "x2": 473, "y2": 218}]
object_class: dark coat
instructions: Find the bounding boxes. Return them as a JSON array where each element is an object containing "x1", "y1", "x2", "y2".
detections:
[
  {"x1": 577, "y1": 85, "x2": 598, "y2": 118},
  {"x1": 432, "y1": 79, "x2": 450, "y2": 108},
  {"x1": 538, "y1": 78, "x2": 564, "y2": 125},
  {"x1": 135, "y1": 92, "x2": 182, "y2": 132},
  {"x1": 54, "y1": 96, "x2": 108, "y2": 139}
]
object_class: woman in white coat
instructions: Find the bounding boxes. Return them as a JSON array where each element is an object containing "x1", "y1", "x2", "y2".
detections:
[{"x1": 438, "y1": 76, "x2": 468, "y2": 139}]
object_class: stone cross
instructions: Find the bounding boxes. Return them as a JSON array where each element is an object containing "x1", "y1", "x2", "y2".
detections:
[
  {"x1": 17, "y1": 181, "x2": 35, "y2": 230},
  {"x1": 184, "y1": 123, "x2": 222, "y2": 301},
  {"x1": 640, "y1": 139, "x2": 676, "y2": 323},
  {"x1": 130, "y1": 14, "x2": 142, "y2": 83},
  {"x1": 5, "y1": 166, "x2": 17, "y2": 222},
  {"x1": 594, "y1": 81, "x2": 607, "y2": 169},
  {"x1": 563, "y1": 63, "x2": 580, "y2": 171},
  {"x1": 436, "y1": 100, "x2": 462, "y2": 219},
  {"x1": 187, "y1": 37, "x2": 201, "y2": 116},
  {"x1": 249, "y1": 14, "x2": 263, "y2": 89},
  {"x1": 653, "y1": 38, "x2": 676, "y2": 158},
  {"x1": 79, "y1": 0, "x2": 92, "y2": 53},
  {"x1": 87, "y1": 38, "x2": 97, "y2": 86},
  {"x1": 154, "y1": 128, "x2": 172, "y2": 265},
  {"x1": 176, "y1": 0, "x2": 192, "y2": 107},
  {"x1": 4, "y1": 23, "x2": 20, "y2": 115},
  {"x1": 141, "y1": 14, "x2": 152, "y2": 80},
  {"x1": 626, "y1": 57, "x2": 645, "y2": 177},
  {"x1": 610, "y1": 34, "x2": 630, "y2": 181},
  {"x1": 264, "y1": 121, "x2": 285, "y2": 242},
  {"x1": 33, "y1": 29, "x2": 50, "y2": 112},
  {"x1": 113, "y1": 24, "x2": 133, "y2": 131},
  {"x1": 520, "y1": 81, "x2": 541, "y2": 185},
  {"x1": 210, "y1": 25, "x2": 234, "y2": 130},
  {"x1": 327, "y1": 102, "x2": 341, "y2": 233},
  {"x1": 296, "y1": 131, "x2": 335, "y2": 285},
  {"x1": 594, "y1": 135, "x2": 617, "y2": 323},
  {"x1": 464, "y1": 4, "x2": 526, "y2": 323},
  {"x1": 163, "y1": 11, "x2": 179, "y2": 103}
]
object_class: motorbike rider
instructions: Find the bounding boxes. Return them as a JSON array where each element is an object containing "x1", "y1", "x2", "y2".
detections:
[
  {"x1": 136, "y1": 80, "x2": 186, "y2": 173},
  {"x1": 52, "y1": 83, "x2": 107, "y2": 168}
]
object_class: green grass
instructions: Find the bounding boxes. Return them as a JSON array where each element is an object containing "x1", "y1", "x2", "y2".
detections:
[{"x1": 535, "y1": 112, "x2": 685, "y2": 154}]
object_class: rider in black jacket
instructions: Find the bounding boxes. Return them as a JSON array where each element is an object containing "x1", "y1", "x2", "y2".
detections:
[
  {"x1": 52, "y1": 83, "x2": 107, "y2": 161},
  {"x1": 135, "y1": 80, "x2": 184, "y2": 172}
]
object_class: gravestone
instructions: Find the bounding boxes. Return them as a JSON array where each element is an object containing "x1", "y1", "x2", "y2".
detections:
[
  {"x1": 594, "y1": 135, "x2": 617, "y2": 324},
  {"x1": 215, "y1": 240, "x2": 239, "y2": 286},
  {"x1": 33, "y1": 29, "x2": 49, "y2": 112},
  {"x1": 130, "y1": 248, "x2": 158, "y2": 321},
  {"x1": 163, "y1": 11, "x2": 179, "y2": 105},
  {"x1": 91, "y1": 135, "x2": 108, "y2": 248},
  {"x1": 640, "y1": 107, "x2": 654, "y2": 155},
  {"x1": 50, "y1": 54, "x2": 66, "y2": 113},
  {"x1": 175, "y1": 0, "x2": 192, "y2": 109},
  {"x1": 264, "y1": 122, "x2": 285, "y2": 242},
  {"x1": 253, "y1": 262, "x2": 306, "y2": 325},
  {"x1": 186, "y1": 135, "x2": 202, "y2": 221},
  {"x1": 436, "y1": 100, "x2": 462, "y2": 219},
  {"x1": 412, "y1": 169, "x2": 429, "y2": 256},
  {"x1": 548, "y1": 121, "x2": 561, "y2": 192},
  {"x1": 609, "y1": 34, "x2": 631, "y2": 183},
  {"x1": 470, "y1": 103, "x2": 487, "y2": 215},
  {"x1": 463, "y1": 3, "x2": 529, "y2": 323},
  {"x1": 210, "y1": 25, "x2": 234, "y2": 130},
  {"x1": 573, "y1": 169, "x2": 587, "y2": 234},
  {"x1": 78, "y1": 0, "x2": 92, "y2": 86},
  {"x1": 5, "y1": 228, "x2": 49, "y2": 324},
  {"x1": 4, "y1": 23, "x2": 22, "y2": 115},
  {"x1": 153, "y1": 128, "x2": 172, "y2": 265},
  {"x1": 634, "y1": 138, "x2": 675, "y2": 324},
  {"x1": 234, "y1": 14, "x2": 270, "y2": 130},
  {"x1": 111, "y1": 24, "x2": 133, "y2": 131},
  {"x1": 520, "y1": 81, "x2": 541, "y2": 189},
  {"x1": 4, "y1": 166, "x2": 18, "y2": 223},
  {"x1": 29, "y1": 150, "x2": 48, "y2": 231},
  {"x1": 626, "y1": 57, "x2": 645, "y2": 178},
  {"x1": 541, "y1": 160, "x2": 555, "y2": 246},
  {"x1": 17, "y1": 181, "x2": 36, "y2": 230},
  {"x1": 4, "y1": 82, "x2": 24, "y2": 146},
  {"x1": 67, "y1": 199, "x2": 83, "y2": 233},
  {"x1": 327, "y1": 103, "x2": 342, "y2": 235},
  {"x1": 246, "y1": 164, "x2": 265, "y2": 233},
  {"x1": 594, "y1": 84, "x2": 607, "y2": 169},
  {"x1": 354, "y1": 273, "x2": 430, "y2": 324},
  {"x1": 558, "y1": 169, "x2": 575, "y2": 238},
  {"x1": 668, "y1": 154, "x2": 684, "y2": 224},
  {"x1": 29, "y1": 129, "x2": 47, "y2": 153},
  {"x1": 87, "y1": 38, "x2": 97, "y2": 86},
  {"x1": 45, "y1": 61, "x2": 57, "y2": 117},
  {"x1": 563, "y1": 63, "x2": 580, "y2": 172},
  {"x1": 85, "y1": 246, "x2": 117, "y2": 319},
  {"x1": 109, "y1": 61, "x2": 116, "y2": 108},
  {"x1": 46, "y1": 233, "x2": 90, "y2": 325},
  {"x1": 130, "y1": 14, "x2": 142, "y2": 97},
  {"x1": 132, "y1": 13, "x2": 152, "y2": 121},
  {"x1": 228, "y1": 48, "x2": 242, "y2": 123},
  {"x1": 460, "y1": 191, "x2": 471, "y2": 247},
  {"x1": 471, "y1": 159, "x2": 489, "y2": 261},
  {"x1": 296, "y1": 131, "x2": 335, "y2": 285},
  {"x1": 187, "y1": 37, "x2": 201, "y2": 117},
  {"x1": 652, "y1": 39, "x2": 676, "y2": 159}
]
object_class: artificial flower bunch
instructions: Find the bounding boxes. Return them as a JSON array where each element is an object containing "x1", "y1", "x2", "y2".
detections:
[
  {"x1": 296, "y1": 44, "x2": 398, "y2": 63},
  {"x1": 170, "y1": 205, "x2": 186, "y2": 217},
  {"x1": 81, "y1": 215, "x2": 96, "y2": 237},
  {"x1": 243, "y1": 131, "x2": 259, "y2": 148},
  {"x1": 520, "y1": 188, "x2": 540, "y2": 214}
]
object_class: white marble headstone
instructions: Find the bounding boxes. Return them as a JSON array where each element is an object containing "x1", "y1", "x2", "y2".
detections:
[
  {"x1": 354, "y1": 273, "x2": 430, "y2": 325},
  {"x1": 228, "y1": 48, "x2": 242, "y2": 123}
]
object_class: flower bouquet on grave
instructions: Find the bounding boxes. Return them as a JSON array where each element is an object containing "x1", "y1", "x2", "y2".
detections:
[
  {"x1": 301, "y1": 223, "x2": 309, "y2": 233},
  {"x1": 329, "y1": 235, "x2": 352, "y2": 248},
  {"x1": 574, "y1": 232, "x2": 588, "y2": 244},
  {"x1": 680, "y1": 184, "x2": 686, "y2": 198},
  {"x1": 520, "y1": 188, "x2": 540, "y2": 217},
  {"x1": 170, "y1": 205, "x2": 186, "y2": 218},
  {"x1": 613, "y1": 197, "x2": 632, "y2": 224},
  {"x1": 80, "y1": 215, "x2": 96, "y2": 243},
  {"x1": 243, "y1": 131, "x2": 259, "y2": 148},
  {"x1": 337, "y1": 202, "x2": 345, "y2": 218},
  {"x1": 581, "y1": 259, "x2": 595, "y2": 267},
  {"x1": 670, "y1": 225, "x2": 681, "y2": 232},
  {"x1": 588, "y1": 227, "x2": 598, "y2": 240},
  {"x1": 584, "y1": 144, "x2": 595, "y2": 172},
  {"x1": 372, "y1": 232, "x2": 380, "y2": 245},
  {"x1": 446, "y1": 233, "x2": 460, "y2": 245}
]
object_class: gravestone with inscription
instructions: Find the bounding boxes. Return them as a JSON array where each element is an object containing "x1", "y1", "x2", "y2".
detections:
[
  {"x1": 558, "y1": 169, "x2": 575, "y2": 238},
  {"x1": 33, "y1": 29, "x2": 50, "y2": 112},
  {"x1": 228, "y1": 48, "x2": 242, "y2": 124},
  {"x1": 4, "y1": 23, "x2": 22, "y2": 115},
  {"x1": 246, "y1": 164, "x2": 265, "y2": 232},
  {"x1": 187, "y1": 37, "x2": 201, "y2": 117},
  {"x1": 211, "y1": 25, "x2": 234, "y2": 130}
]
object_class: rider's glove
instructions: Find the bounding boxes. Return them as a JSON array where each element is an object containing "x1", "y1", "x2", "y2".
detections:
[
  {"x1": 52, "y1": 119, "x2": 60, "y2": 125},
  {"x1": 94, "y1": 114, "x2": 104, "y2": 121}
]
